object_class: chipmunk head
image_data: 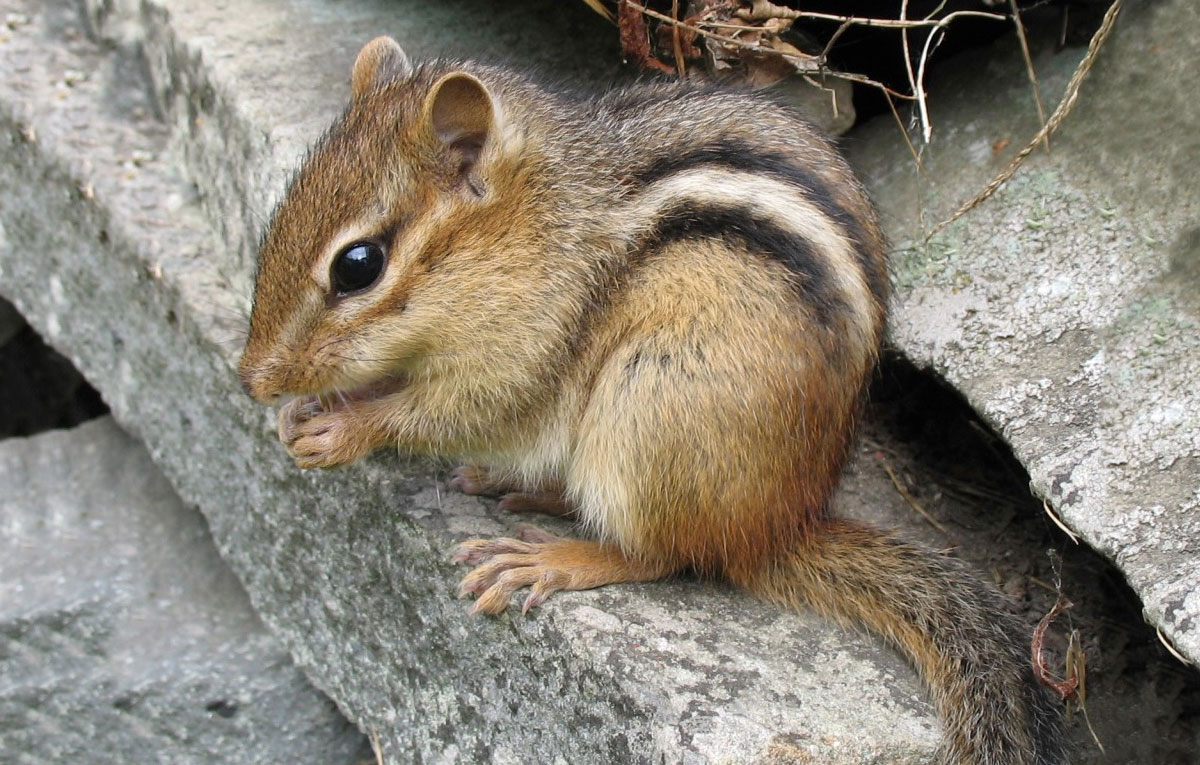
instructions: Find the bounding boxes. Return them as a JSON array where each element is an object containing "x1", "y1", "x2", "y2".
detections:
[{"x1": 239, "y1": 36, "x2": 529, "y2": 404}]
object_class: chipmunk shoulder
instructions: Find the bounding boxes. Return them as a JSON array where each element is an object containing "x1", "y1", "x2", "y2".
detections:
[{"x1": 239, "y1": 37, "x2": 1065, "y2": 765}]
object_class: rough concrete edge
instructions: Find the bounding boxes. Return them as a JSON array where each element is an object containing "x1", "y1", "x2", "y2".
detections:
[{"x1": 83, "y1": 0, "x2": 284, "y2": 303}]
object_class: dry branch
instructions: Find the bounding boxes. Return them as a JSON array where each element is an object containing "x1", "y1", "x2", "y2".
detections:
[
  {"x1": 735, "y1": 0, "x2": 1006, "y2": 29},
  {"x1": 1010, "y1": 0, "x2": 1049, "y2": 150}
]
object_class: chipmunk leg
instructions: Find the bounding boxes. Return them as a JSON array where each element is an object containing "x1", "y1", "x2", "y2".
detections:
[
  {"x1": 453, "y1": 528, "x2": 674, "y2": 614},
  {"x1": 448, "y1": 465, "x2": 574, "y2": 517}
]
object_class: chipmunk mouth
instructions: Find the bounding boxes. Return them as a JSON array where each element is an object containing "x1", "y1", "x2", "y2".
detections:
[{"x1": 300, "y1": 372, "x2": 409, "y2": 413}]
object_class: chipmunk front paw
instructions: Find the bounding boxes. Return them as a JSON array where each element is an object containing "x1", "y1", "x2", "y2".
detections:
[{"x1": 277, "y1": 396, "x2": 373, "y2": 469}]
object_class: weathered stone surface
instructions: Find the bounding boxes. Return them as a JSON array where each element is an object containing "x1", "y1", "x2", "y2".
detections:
[
  {"x1": 0, "y1": 417, "x2": 370, "y2": 762},
  {"x1": 0, "y1": 1, "x2": 942, "y2": 763},
  {"x1": 845, "y1": 0, "x2": 1200, "y2": 665}
]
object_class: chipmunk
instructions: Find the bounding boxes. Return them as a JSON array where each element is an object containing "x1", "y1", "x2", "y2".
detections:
[{"x1": 238, "y1": 36, "x2": 1066, "y2": 764}]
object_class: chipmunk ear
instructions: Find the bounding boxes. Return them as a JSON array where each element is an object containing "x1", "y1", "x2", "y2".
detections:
[
  {"x1": 423, "y1": 72, "x2": 495, "y2": 176},
  {"x1": 351, "y1": 36, "x2": 413, "y2": 100}
]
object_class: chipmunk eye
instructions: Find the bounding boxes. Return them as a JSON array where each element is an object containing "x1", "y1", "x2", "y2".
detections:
[{"x1": 331, "y1": 241, "x2": 385, "y2": 295}]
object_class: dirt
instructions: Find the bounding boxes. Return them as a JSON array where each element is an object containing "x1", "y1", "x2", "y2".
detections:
[
  {"x1": 842, "y1": 353, "x2": 1200, "y2": 764},
  {"x1": 0, "y1": 305, "x2": 108, "y2": 438}
]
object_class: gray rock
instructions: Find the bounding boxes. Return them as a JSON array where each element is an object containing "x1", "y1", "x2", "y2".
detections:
[
  {"x1": 845, "y1": 0, "x2": 1200, "y2": 665},
  {"x1": 0, "y1": 417, "x2": 370, "y2": 763},
  {"x1": 0, "y1": 1, "x2": 942, "y2": 763}
]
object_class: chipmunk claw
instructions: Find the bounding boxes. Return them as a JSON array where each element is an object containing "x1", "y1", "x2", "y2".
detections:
[
  {"x1": 514, "y1": 525, "x2": 560, "y2": 544},
  {"x1": 520, "y1": 572, "x2": 571, "y2": 614},
  {"x1": 451, "y1": 535, "x2": 538, "y2": 565}
]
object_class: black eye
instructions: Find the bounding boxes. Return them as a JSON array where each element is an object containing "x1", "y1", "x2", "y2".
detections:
[{"x1": 331, "y1": 242, "x2": 386, "y2": 294}]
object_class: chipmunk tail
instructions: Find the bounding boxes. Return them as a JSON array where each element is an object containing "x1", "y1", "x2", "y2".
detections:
[{"x1": 733, "y1": 518, "x2": 1067, "y2": 765}]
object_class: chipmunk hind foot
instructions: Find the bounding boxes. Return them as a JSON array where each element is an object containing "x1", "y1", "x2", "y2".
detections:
[{"x1": 453, "y1": 529, "x2": 676, "y2": 615}]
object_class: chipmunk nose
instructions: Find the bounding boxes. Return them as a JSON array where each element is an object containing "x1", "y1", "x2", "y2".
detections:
[{"x1": 237, "y1": 357, "x2": 282, "y2": 405}]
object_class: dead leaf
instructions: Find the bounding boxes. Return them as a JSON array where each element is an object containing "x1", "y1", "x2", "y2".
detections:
[{"x1": 619, "y1": 0, "x2": 675, "y2": 74}]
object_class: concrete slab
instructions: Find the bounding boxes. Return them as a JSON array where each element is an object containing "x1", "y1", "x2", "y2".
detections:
[{"x1": 0, "y1": 417, "x2": 369, "y2": 762}]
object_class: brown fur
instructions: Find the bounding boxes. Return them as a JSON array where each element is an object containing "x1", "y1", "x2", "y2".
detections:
[{"x1": 240, "y1": 37, "x2": 1065, "y2": 764}]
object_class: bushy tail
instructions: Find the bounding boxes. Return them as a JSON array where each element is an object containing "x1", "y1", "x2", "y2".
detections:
[{"x1": 735, "y1": 518, "x2": 1067, "y2": 765}]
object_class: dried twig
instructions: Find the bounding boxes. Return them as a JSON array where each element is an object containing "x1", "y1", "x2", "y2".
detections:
[
  {"x1": 1009, "y1": 0, "x2": 1049, "y2": 151},
  {"x1": 736, "y1": 1, "x2": 1006, "y2": 29},
  {"x1": 922, "y1": 1, "x2": 952, "y2": 21},
  {"x1": 628, "y1": 1, "x2": 1007, "y2": 144},
  {"x1": 913, "y1": 4, "x2": 1014, "y2": 143},
  {"x1": 927, "y1": 0, "x2": 1123, "y2": 239},
  {"x1": 881, "y1": 462, "x2": 950, "y2": 535},
  {"x1": 670, "y1": 0, "x2": 686, "y2": 76},
  {"x1": 624, "y1": 1, "x2": 918, "y2": 100},
  {"x1": 817, "y1": 18, "x2": 852, "y2": 64},
  {"x1": 1066, "y1": 624, "x2": 1105, "y2": 753},
  {"x1": 899, "y1": 1, "x2": 920, "y2": 144},
  {"x1": 1157, "y1": 626, "x2": 1195, "y2": 667},
  {"x1": 801, "y1": 74, "x2": 842, "y2": 118},
  {"x1": 884, "y1": 88, "x2": 924, "y2": 172},
  {"x1": 1030, "y1": 555, "x2": 1102, "y2": 751},
  {"x1": 913, "y1": 6, "x2": 943, "y2": 144},
  {"x1": 580, "y1": 0, "x2": 616, "y2": 24},
  {"x1": 1042, "y1": 498, "x2": 1081, "y2": 544},
  {"x1": 369, "y1": 730, "x2": 384, "y2": 765},
  {"x1": 1027, "y1": 575, "x2": 1058, "y2": 594}
]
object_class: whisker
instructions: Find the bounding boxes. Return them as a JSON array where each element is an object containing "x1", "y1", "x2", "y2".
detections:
[{"x1": 326, "y1": 349, "x2": 463, "y2": 365}]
